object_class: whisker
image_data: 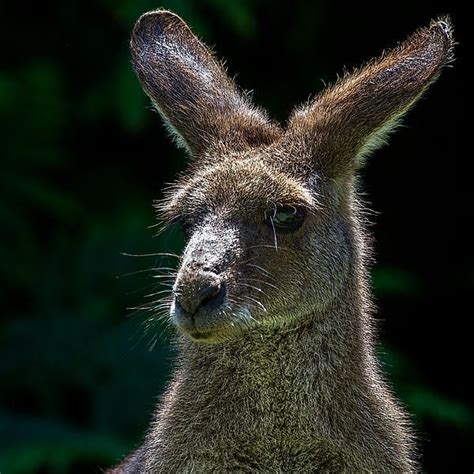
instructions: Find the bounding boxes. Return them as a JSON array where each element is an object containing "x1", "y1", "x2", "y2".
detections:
[
  {"x1": 128, "y1": 297, "x2": 173, "y2": 313},
  {"x1": 117, "y1": 268, "x2": 156, "y2": 278},
  {"x1": 153, "y1": 282, "x2": 174, "y2": 288},
  {"x1": 237, "y1": 282, "x2": 270, "y2": 298},
  {"x1": 142, "y1": 311, "x2": 174, "y2": 351},
  {"x1": 237, "y1": 307, "x2": 258, "y2": 324},
  {"x1": 239, "y1": 295, "x2": 268, "y2": 313},
  {"x1": 153, "y1": 276, "x2": 175, "y2": 282},
  {"x1": 270, "y1": 203, "x2": 279, "y2": 252},
  {"x1": 144, "y1": 289, "x2": 173, "y2": 299},
  {"x1": 246, "y1": 244, "x2": 290, "y2": 252},
  {"x1": 121, "y1": 252, "x2": 180, "y2": 258},
  {"x1": 153, "y1": 268, "x2": 178, "y2": 274},
  {"x1": 246, "y1": 262, "x2": 272, "y2": 277},
  {"x1": 117, "y1": 267, "x2": 177, "y2": 279},
  {"x1": 246, "y1": 277, "x2": 279, "y2": 290}
]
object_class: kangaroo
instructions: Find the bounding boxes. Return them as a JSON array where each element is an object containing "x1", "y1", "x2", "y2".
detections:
[{"x1": 110, "y1": 10, "x2": 454, "y2": 472}]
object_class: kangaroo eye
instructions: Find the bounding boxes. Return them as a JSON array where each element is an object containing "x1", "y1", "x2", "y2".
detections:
[{"x1": 265, "y1": 206, "x2": 306, "y2": 232}]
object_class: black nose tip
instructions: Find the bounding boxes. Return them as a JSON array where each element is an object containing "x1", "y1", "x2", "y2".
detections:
[{"x1": 175, "y1": 278, "x2": 226, "y2": 315}]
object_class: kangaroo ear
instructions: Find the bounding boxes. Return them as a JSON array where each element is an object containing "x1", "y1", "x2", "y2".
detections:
[
  {"x1": 287, "y1": 18, "x2": 454, "y2": 179},
  {"x1": 131, "y1": 10, "x2": 279, "y2": 155}
]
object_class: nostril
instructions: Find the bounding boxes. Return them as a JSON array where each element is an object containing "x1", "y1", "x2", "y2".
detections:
[
  {"x1": 175, "y1": 279, "x2": 226, "y2": 316},
  {"x1": 198, "y1": 282, "x2": 222, "y2": 306},
  {"x1": 197, "y1": 282, "x2": 226, "y2": 313}
]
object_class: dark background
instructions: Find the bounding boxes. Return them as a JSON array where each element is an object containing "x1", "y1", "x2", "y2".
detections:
[{"x1": 1, "y1": 0, "x2": 471, "y2": 472}]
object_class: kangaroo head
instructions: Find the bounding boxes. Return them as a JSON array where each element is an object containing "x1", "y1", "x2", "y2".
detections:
[{"x1": 131, "y1": 11, "x2": 453, "y2": 342}]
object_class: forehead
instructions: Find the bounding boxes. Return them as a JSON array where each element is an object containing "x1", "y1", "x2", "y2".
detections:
[{"x1": 163, "y1": 158, "x2": 315, "y2": 218}]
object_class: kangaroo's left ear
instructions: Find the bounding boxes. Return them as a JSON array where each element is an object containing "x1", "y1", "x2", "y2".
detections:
[{"x1": 286, "y1": 18, "x2": 454, "y2": 179}]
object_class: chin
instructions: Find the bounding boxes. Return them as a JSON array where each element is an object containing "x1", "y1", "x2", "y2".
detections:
[{"x1": 171, "y1": 304, "x2": 258, "y2": 344}]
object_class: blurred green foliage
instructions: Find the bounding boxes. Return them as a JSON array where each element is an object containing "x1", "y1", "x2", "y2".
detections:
[{"x1": 0, "y1": 0, "x2": 471, "y2": 472}]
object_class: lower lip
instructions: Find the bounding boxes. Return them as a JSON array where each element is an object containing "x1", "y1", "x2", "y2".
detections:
[{"x1": 172, "y1": 306, "x2": 223, "y2": 341}]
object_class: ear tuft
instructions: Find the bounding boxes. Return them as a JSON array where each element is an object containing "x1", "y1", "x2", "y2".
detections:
[{"x1": 432, "y1": 16, "x2": 455, "y2": 56}]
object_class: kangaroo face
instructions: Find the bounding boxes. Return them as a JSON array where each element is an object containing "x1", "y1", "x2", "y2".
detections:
[
  {"x1": 161, "y1": 158, "x2": 351, "y2": 341},
  {"x1": 131, "y1": 11, "x2": 453, "y2": 342}
]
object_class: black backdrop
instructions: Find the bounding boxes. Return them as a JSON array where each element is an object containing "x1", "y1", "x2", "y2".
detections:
[{"x1": 0, "y1": 0, "x2": 471, "y2": 472}]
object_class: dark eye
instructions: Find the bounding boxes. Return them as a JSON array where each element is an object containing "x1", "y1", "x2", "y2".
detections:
[{"x1": 265, "y1": 206, "x2": 306, "y2": 232}]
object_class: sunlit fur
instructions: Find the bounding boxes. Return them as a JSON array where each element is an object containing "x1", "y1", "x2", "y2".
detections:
[{"x1": 110, "y1": 11, "x2": 454, "y2": 472}]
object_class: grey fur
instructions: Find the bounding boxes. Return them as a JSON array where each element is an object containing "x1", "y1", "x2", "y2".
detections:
[{"x1": 109, "y1": 11, "x2": 454, "y2": 473}]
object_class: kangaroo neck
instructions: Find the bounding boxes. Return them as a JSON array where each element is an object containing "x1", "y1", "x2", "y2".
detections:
[
  {"x1": 170, "y1": 298, "x2": 371, "y2": 427},
  {"x1": 140, "y1": 296, "x2": 412, "y2": 472}
]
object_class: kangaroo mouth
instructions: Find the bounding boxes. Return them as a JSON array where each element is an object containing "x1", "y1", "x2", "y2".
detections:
[
  {"x1": 170, "y1": 297, "x2": 256, "y2": 343},
  {"x1": 174, "y1": 312, "x2": 240, "y2": 343},
  {"x1": 180, "y1": 321, "x2": 239, "y2": 343}
]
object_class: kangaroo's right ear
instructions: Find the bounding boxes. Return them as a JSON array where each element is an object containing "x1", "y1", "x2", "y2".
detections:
[
  {"x1": 285, "y1": 18, "x2": 454, "y2": 180},
  {"x1": 131, "y1": 10, "x2": 279, "y2": 155}
]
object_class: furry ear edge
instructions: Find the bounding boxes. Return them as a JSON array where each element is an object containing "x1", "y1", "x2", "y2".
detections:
[
  {"x1": 286, "y1": 17, "x2": 455, "y2": 178},
  {"x1": 131, "y1": 10, "x2": 280, "y2": 156}
]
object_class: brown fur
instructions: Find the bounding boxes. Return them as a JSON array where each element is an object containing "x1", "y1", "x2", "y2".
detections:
[{"x1": 110, "y1": 11, "x2": 454, "y2": 472}]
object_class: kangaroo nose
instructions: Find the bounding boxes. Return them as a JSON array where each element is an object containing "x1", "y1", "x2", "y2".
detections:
[{"x1": 175, "y1": 273, "x2": 225, "y2": 315}]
